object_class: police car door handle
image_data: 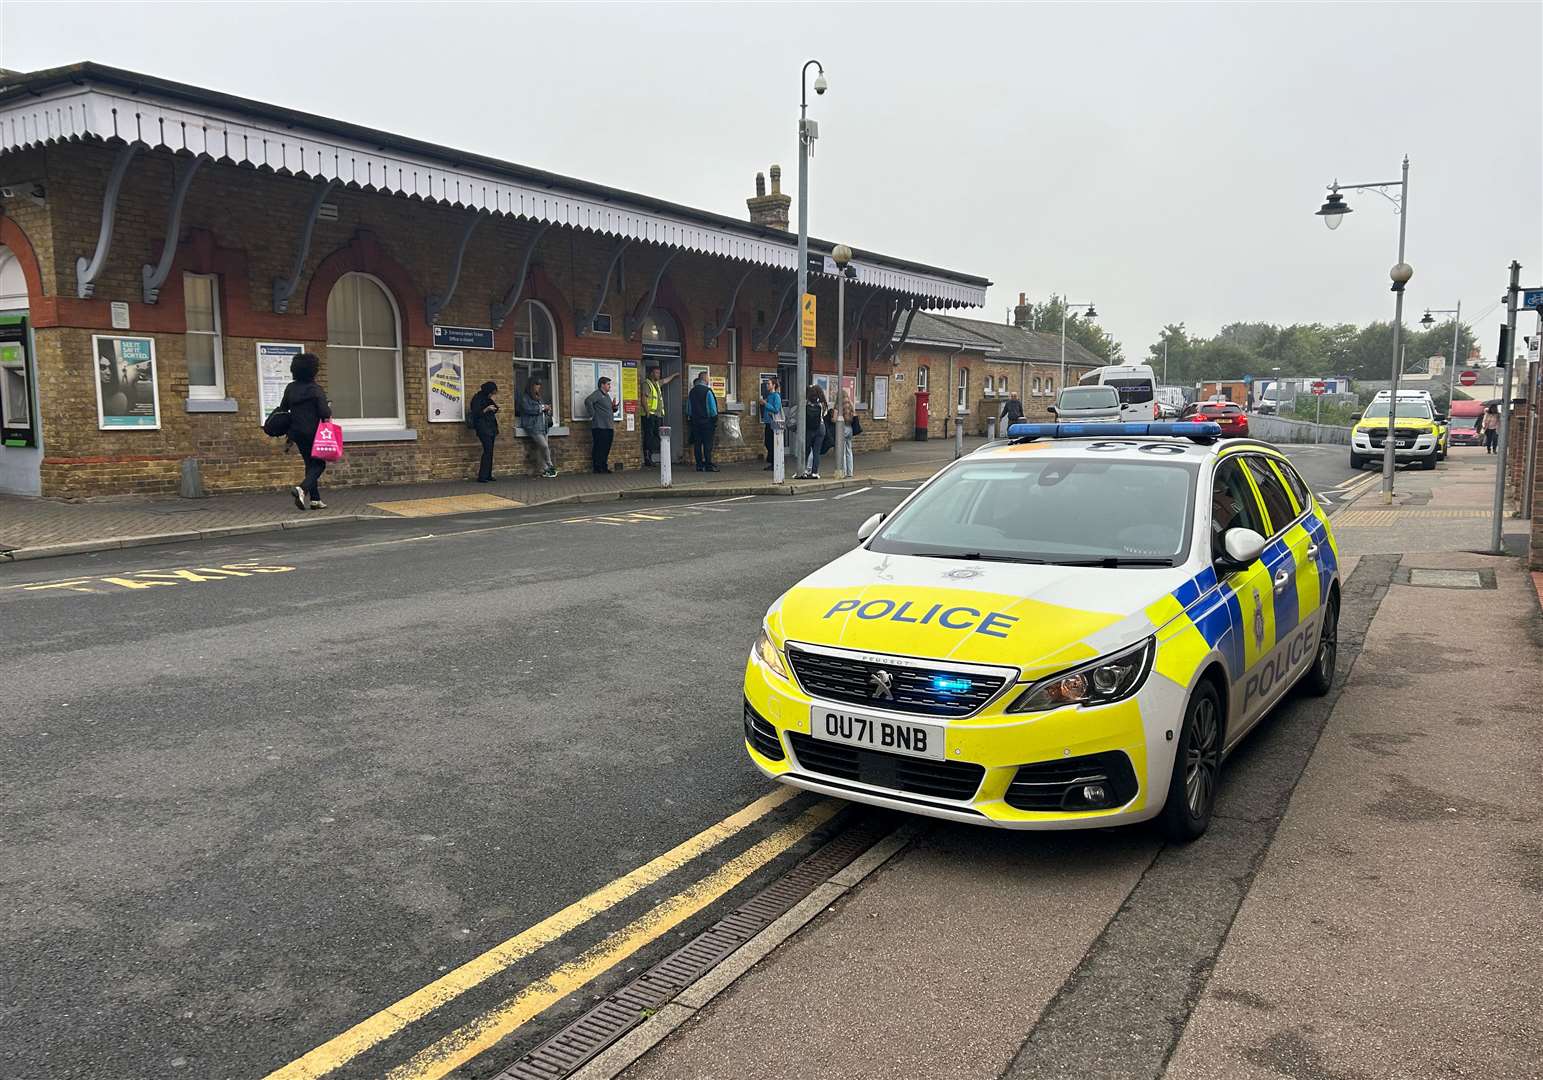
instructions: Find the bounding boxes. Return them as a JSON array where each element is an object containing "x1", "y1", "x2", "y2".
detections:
[
  {"x1": 1273, "y1": 568, "x2": 1292, "y2": 593},
  {"x1": 1305, "y1": 543, "x2": 1321, "y2": 558}
]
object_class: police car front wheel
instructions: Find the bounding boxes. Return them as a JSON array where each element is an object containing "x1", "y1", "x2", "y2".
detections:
[{"x1": 1158, "y1": 681, "x2": 1223, "y2": 843}]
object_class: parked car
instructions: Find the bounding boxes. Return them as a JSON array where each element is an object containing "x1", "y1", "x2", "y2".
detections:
[
  {"x1": 1181, "y1": 401, "x2": 1249, "y2": 438},
  {"x1": 1049, "y1": 385, "x2": 1122, "y2": 422}
]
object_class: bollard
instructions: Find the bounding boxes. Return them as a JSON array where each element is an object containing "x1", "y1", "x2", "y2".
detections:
[
  {"x1": 987, "y1": 417, "x2": 998, "y2": 441},
  {"x1": 659, "y1": 426, "x2": 672, "y2": 488},
  {"x1": 954, "y1": 417, "x2": 965, "y2": 459},
  {"x1": 773, "y1": 423, "x2": 786, "y2": 484},
  {"x1": 179, "y1": 457, "x2": 206, "y2": 499}
]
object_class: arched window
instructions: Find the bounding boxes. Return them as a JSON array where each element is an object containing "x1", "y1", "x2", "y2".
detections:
[
  {"x1": 1032, "y1": 376, "x2": 1042, "y2": 397},
  {"x1": 916, "y1": 365, "x2": 929, "y2": 391},
  {"x1": 326, "y1": 273, "x2": 403, "y2": 427},
  {"x1": 0, "y1": 248, "x2": 28, "y2": 309},
  {"x1": 983, "y1": 373, "x2": 996, "y2": 397},
  {"x1": 640, "y1": 308, "x2": 682, "y2": 346},
  {"x1": 511, "y1": 300, "x2": 559, "y2": 432}
]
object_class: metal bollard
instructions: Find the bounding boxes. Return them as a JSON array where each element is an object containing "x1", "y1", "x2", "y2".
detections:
[
  {"x1": 773, "y1": 423, "x2": 785, "y2": 484},
  {"x1": 659, "y1": 426, "x2": 672, "y2": 487},
  {"x1": 987, "y1": 417, "x2": 998, "y2": 440},
  {"x1": 954, "y1": 417, "x2": 965, "y2": 459}
]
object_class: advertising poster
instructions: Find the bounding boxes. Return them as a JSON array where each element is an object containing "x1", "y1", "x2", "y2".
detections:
[
  {"x1": 93, "y1": 335, "x2": 160, "y2": 429},
  {"x1": 813, "y1": 373, "x2": 857, "y2": 407},
  {"x1": 873, "y1": 375, "x2": 889, "y2": 419},
  {"x1": 256, "y1": 342, "x2": 303, "y2": 420},
  {"x1": 426, "y1": 349, "x2": 465, "y2": 423}
]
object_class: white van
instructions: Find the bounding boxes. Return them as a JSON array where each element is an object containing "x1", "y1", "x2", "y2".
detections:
[{"x1": 1078, "y1": 364, "x2": 1159, "y2": 422}]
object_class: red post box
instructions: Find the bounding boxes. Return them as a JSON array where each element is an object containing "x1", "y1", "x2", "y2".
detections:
[{"x1": 914, "y1": 390, "x2": 930, "y2": 441}]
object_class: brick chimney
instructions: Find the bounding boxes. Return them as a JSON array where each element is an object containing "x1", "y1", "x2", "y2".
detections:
[
  {"x1": 1013, "y1": 292, "x2": 1033, "y2": 329},
  {"x1": 747, "y1": 164, "x2": 791, "y2": 231}
]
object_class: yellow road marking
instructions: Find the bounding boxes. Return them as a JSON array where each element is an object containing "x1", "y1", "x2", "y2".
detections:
[
  {"x1": 262, "y1": 787, "x2": 801, "y2": 1080},
  {"x1": 370, "y1": 494, "x2": 526, "y2": 517},
  {"x1": 4, "y1": 562, "x2": 296, "y2": 596},
  {"x1": 383, "y1": 799, "x2": 842, "y2": 1080}
]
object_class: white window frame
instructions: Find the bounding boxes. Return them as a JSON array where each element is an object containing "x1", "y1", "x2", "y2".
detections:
[
  {"x1": 916, "y1": 364, "x2": 929, "y2": 391},
  {"x1": 326, "y1": 272, "x2": 406, "y2": 432},
  {"x1": 725, "y1": 328, "x2": 740, "y2": 403},
  {"x1": 957, "y1": 368, "x2": 969, "y2": 411},
  {"x1": 1045, "y1": 375, "x2": 1056, "y2": 397},
  {"x1": 183, "y1": 272, "x2": 225, "y2": 400},
  {"x1": 1032, "y1": 375, "x2": 1042, "y2": 397},
  {"x1": 983, "y1": 373, "x2": 996, "y2": 397},
  {"x1": 512, "y1": 300, "x2": 564, "y2": 436}
]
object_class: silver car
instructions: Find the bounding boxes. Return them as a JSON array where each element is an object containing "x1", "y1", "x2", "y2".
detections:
[{"x1": 1050, "y1": 385, "x2": 1122, "y2": 422}]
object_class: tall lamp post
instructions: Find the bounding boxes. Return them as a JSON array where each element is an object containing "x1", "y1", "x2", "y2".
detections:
[
  {"x1": 1059, "y1": 298, "x2": 1098, "y2": 389},
  {"x1": 832, "y1": 243, "x2": 855, "y2": 477},
  {"x1": 1316, "y1": 156, "x2": 1412, "y2": 503},
  {"x1": 795, "y1": 59, "x2": 827, "y2": 473},
  {"x1": 1420, "y1": 303, "x2": 1463, "y2": 410}
]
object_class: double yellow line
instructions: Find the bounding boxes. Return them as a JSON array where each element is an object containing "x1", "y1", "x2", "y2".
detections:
[{"x1": 265, "y1": 787, "x2": 835, "y2": 1080}]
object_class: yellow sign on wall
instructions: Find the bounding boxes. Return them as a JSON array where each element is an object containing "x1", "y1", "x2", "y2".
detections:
[{"x1": 801, "y1": 293, "x2": 817, "y2": 348}]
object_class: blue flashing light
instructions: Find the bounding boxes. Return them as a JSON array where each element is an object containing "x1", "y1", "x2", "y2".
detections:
[
  {"x1": 1005, "y1": 422, "x2": 1223, "y2": 439},
  {"x1": 930, "y1": 675, "x2": 974, "y2": 694}
]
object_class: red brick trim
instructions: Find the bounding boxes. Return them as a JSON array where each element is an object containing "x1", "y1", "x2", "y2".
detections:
[
  {"x1": 0, "y1": 215, "x2": 45, "y2": 304},
  {"x1": 303, "y1": 230, "x2": 431, "y2": 347}
]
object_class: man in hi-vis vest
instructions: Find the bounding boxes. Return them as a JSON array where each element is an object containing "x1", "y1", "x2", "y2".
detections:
[{"x1": 640, "y1": 364, "x2": 680, "y2": 467}]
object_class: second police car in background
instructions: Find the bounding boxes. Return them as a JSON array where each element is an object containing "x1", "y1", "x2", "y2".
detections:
[{"x1": 744, "y1": 423, "x2": 1342, "y2": 842}]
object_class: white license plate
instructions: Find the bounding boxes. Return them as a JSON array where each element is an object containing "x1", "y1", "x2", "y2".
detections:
[{"x1": 808, "y1": 705, "x2": 945, "y2": 761}]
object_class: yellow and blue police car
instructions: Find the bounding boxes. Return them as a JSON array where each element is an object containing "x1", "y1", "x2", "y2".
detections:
[{"x1": 743, "y1": 423, "x2": 1342, "y2": 842}]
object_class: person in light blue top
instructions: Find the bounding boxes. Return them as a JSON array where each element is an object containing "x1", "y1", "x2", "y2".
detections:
[
  {"x1": 759, "y1": 376, "x2": 783, "y2": 470},
  {"x1": 686, "y1": 371, "x2": 720, "y2": 471}
]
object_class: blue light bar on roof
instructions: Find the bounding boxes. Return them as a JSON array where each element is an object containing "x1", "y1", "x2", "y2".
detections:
[{"x1": 1005, "y1": 422, "x2": 1224, "y2": 439}]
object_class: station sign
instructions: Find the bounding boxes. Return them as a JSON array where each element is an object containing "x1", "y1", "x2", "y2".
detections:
[
  {"x1": 1522, "y1": 288, "x2": 1543, "y2": 311},
  {"x1": 432, "y1": 324, "x2": 495, "y2": 350},
  {"x1": 801, "y1": 293, "x2": 817, "y2": 348}
]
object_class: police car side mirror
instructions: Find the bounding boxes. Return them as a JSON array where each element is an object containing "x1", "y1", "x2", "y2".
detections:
[
  {"x1": 857, "y1": 512, "x2": 885, "y2": 543},
  {"x1": 1218, "y1": 527, "x2": 1267, "y2": 569},
  {"x1": 1352, "y1": 413, "x2": 1362, "y2": 422}
]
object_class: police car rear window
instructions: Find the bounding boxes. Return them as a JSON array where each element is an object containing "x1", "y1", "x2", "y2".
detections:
[{"x1": 868, "y1": 456, "x2": 1197, "y2": 566}]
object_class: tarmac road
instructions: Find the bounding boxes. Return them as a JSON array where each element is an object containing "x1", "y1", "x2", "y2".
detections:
[{"x1": 0, "y1": 445, "x2": 1359, "y2": 1080}]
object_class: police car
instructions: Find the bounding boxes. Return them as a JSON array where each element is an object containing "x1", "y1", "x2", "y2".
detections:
[
  {"x1": 743, "y1": 423, "x2": 1341, "y2": 842},
  {"x1": 1350, "y1": 390, "x2": 1445, "y2": 470}
]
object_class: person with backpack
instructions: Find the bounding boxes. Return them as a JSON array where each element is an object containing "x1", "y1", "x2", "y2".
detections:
[
  {"x1": 686, "y1": 371, "x2": 720, "y2": 471},
  {"x1": 274, "y1": 352, "x2": 332, "y2": 510},
  {"x1": 468, "y1": 381, "x2": 500, "y2": 482},
  {"x1": 798, "y1": 383, "x2": 828, "y2": 479},
  {"x1": 518, "y1": 378, "x2": 557, "y2": 477}
]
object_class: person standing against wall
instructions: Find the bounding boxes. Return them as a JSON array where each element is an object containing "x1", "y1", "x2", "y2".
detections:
[
  {"x1": 469, "y1": 381, "x2": 500, "y2": 482},
  {"x1": 518, "y1": 378, "x2": 557, "y2": 477},
  {"x1": 759, "y1": 376, "x2": 783, "y2": 470},
  {"x1": 686, "y1": 371, "x2": 720, "y2": 471},
  {"x1": 586, "y1": 376, "x2": 617, "y2": 473},
  {"x1": 278, "y1": 352, "x2": 332, "y2": 510},
  {"x1": 640, "y1": 364, "x2": 679, "y2": 467}
]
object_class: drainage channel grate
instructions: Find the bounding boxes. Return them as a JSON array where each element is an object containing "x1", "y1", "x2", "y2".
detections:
[{"x1": 495, "y1": 812, "x2": 884, "y2": 1080}]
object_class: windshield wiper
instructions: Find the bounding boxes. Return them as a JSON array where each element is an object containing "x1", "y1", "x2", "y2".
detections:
[
  {"x1": 1048, "y1": 556, "x2": 1175, "y2": 568},
  {"x1": 913, "y1": 552, "x2": 1047, "y2": 564}
]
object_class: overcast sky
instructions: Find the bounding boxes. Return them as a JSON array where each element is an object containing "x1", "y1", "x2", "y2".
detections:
[{"x1": 3, "y1": 1, "x2": 1539, "y2": 362}]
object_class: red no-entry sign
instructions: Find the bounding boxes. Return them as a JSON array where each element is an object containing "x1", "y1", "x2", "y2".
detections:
[
  {"x1": 1311, "y1": 381, "x2": 1326, "y2": 395},
  {"x1": 1459, "y1": 370, "x2": 1479, "y2": 387}
]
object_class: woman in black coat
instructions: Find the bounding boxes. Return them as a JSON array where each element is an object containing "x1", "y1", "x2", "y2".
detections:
[
  {"x1": 278, "y1": 352, "x2": 332, "y2": 510},
  {"x1": 469, "y1": 381, "x2": 500, "y2": 482}
]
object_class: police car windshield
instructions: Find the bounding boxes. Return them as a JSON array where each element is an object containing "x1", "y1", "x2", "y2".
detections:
[
  {"x1": 869, "y1": 455, "x2": 1197, "y2": 566},
  {"x1": 1363, "y1": 400, "x2": 1432, "y2": 420}
]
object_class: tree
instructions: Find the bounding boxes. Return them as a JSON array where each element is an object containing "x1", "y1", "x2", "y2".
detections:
[{"x1": 1025, "y1": 294, "x2": 1125, "y2": 364}]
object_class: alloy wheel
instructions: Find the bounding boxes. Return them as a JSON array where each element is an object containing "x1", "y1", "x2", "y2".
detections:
[
  {"x1": 1317, "y1": 602, "x2": 1338, "y2": 682},
  {"x1": 1185, "y1": 697, "x2": 1221, "y2": 818}
]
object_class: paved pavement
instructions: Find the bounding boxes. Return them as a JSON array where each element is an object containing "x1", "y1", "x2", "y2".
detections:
[
  {"x1": 0, "y1": 437, "x2": 970, "y2": 560},
  {"x1": 610, "y1": 448, "x2": 1540, "y2": 1080}
]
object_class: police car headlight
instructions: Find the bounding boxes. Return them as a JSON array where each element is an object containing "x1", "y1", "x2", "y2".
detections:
[
  {"x1": 1009, "y1": 638, "x2": 1154, "y2": 713},
  {"x1": 753, "y1": 627, "x2": 789, "y2": 679}
]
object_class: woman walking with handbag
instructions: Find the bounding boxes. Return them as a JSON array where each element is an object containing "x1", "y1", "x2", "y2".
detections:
[{"x1": 277, "y1": 352, "x2": 332, "y2": 510}]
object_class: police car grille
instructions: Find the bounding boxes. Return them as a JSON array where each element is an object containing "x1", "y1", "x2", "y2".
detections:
[
  {"x1": 743, "y1": 701, "x2": 784, "y2": 761},
  {"x1": 1004, "y1": 751, "x2": 1139, "y2": 812},
  {"x1": 787, "y1": 733, "x2": 985, "y2": 801},
  {"x1": 785, "y1": 647, "x2": 1006, "y2": 718}
]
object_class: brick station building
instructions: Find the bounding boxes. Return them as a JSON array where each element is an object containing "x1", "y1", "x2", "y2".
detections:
[{"x1": 0, "y1": 63, "x2": 989, "y2": 498}]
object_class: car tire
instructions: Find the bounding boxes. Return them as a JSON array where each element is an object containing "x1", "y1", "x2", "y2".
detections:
[
  {"x1": 1300, "y1": 594, "x2": 1338, "y2": 697},
  {"x1": 1157, "y1": 681, "x2": 1223, "y2": 844},
  {"x1": 1422, "y1": 453, "x2": 1438, "y2": 470},
  {"x1": 1349, "y1": 452, "x2": 1365, "y2": 469}
]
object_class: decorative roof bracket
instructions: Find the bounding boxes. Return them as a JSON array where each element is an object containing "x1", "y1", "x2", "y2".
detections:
[
  {"x1": 488, "y1": 221, "x2": 551, "y2": 330},
  {"x1": 425, "y1": 210, "x2": 486, "y2": 327},
  {"x1": 878, "y1": 299, "x2": 920, "y2": 362},
  {"x1": 75, "y1": 141, "x2": 140, "y2": 299},
  {"x1": 702, "y1": 267, "x2": 754, "y2": 349},
  {"x1": 272, "y1": 178, "x2": 336, "y2": 314},
  {"x1": 141, "y1": 153, "x2": 208, "y2": 304},
  {"x1": 623, "y1": 250, "x2": 677, "y2": 340},
  {"x1": 843, "y1": 287, "x2": 882, "y2": 355},
  {"x1": 576, "y1": 237, "x2": 631, "y2": 337},
  {"x1": 751, "y1": 275, "x2": 797, "y2": 351}
]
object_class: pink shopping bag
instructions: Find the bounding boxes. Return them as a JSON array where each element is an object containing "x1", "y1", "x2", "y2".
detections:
[{"x1": 311, "y1": 421, "x2": 344, "y2": 461}]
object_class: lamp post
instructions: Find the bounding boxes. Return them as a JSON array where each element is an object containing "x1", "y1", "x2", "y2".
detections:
[
  {"x1": 832, "y1": 244, "x2": 855, "y2": 477},
  {"x1": 1059, "y1": 298, "x2": 1098, "y2": 389},
  {"x1": 795, "y1": 59, "x2": 826, "y2": 474},
  {"x1": 1316, "y1": 156, "x2": 1411, "y2": 503},
  {"x1": 1420, "y1": 302, "x2": 1463, "y2": 410}
]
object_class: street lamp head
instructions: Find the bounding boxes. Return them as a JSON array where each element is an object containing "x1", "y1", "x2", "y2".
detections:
[
  {"x1": 1316, "y1": 189, "x2": 1351, "y2": 230},
  {"x1": 1389, "y1": 262, "x2": 1414, "y2": 291},
  {"x1": 1420, "y1": 310, "x2": 1434, "y2": 328},
  {"x1": 1084, "y1": 304, "x2": 1098, "y2": 320},
  {"x1": 832, "y1": 243, "x2": 852, "y2": 268},
  {"x1": 813, "y1": 72, "x2": 828, "y2": 95}
]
